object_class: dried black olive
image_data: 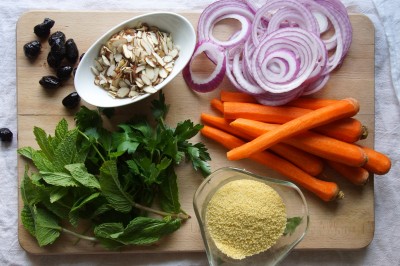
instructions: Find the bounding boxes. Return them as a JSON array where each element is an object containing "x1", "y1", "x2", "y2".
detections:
[
  {"x1": 65, "y1": 39, "x2": 79, "y2": 64},
  {"x1": 50, "y1": 37, "x2": 66, "y2": 58},
  {"x1": 56, "y1": 65, "x2": 73, "y2": 81},
  {"x1": 47, "y1": 51, "x2": 63, "y2": 69},
  {"x1": 39, "y1": 75, "x2": 61, "y2": 89},
  {"x1": 48, "y1": 31, "x2": 66, "y2": 46},
  {"x1": 23, "y1": 40, "x2": 41, "y2": 59},
  {"x1": 62, "y1": 92, "x2": 81, "y2": 109},
  {"x1": 34, "y1": 18, "x2": 55, "y2": 38},
  {"x1": 0, "y1": 128, "x2": 13, "y2": 142}
]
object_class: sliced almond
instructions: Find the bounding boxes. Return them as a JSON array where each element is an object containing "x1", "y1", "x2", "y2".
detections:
[{"x1": 143, "y1": 86, "x2": 157, "y2": 93}]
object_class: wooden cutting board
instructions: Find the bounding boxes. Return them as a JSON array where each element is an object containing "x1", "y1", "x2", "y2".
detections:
[{"x1": 16, "y1": 11, "x2": 375, "y2": 254}]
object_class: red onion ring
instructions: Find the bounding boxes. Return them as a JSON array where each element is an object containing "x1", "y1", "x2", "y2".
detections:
[{"x1": 182, "y1": 41, "x2": 226, "y2": 93}]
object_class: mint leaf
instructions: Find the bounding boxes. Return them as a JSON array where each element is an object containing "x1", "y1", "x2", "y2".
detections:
[
  {"x1": 284, "y1": 217, "x2": 303, "y2": 236},
  {"x1": 17, "y1": 147, "x2": 35, "y2": 160},
  {"x1": 40, "y1": 171, "x2": 78, "y2": 187},
  {"x1": 99, "y1": 160, "x2": 134, "y2": 213},
  {"x1": 69, "y1": 193, "x2": 100, "y2": 226},
  {"x1": 49, "y1": 187, "x2": 69, "y2": 203},
  {"x1": 94, "y1": 216, "x2": 181, "y2": 248},
  {"x1": 32, "y1": 150, "x2": 56, "y2": 172},
  {"x1": 33, "y1": 126, "x2": 54, "y2": 160},
  {"x1": 53, "y1": 129, "x2": 80, "y2": 171},
  {"x1": 21, "y1": 205, "x2": 36, "y2": 237},
  {"x1": 158, "y1": 166, "x2": 181, "y2": 214},
  {"x1": 52, "y1": 118, "x2": 69, "y2": 149},
  {"x1": 33, "y1": 206, "x2": 62, "y2": 246},
  {"x1": 119, "y1": 216, "x2": 181, "y2": 245},
  {"x1": 65, "y1": 163, "x2": 100, "y2": 189}
]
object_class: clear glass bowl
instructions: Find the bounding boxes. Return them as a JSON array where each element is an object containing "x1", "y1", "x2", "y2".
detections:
[{"x1": 193, "y1": 167, "x2": 309, "y2": 266}]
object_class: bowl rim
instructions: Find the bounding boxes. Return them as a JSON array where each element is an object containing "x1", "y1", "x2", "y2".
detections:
[{"x1": 74, "y1": 11, "x2": 196, "y2": 108}]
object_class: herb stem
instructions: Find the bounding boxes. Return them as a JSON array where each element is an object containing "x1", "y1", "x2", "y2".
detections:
[
  {"x1": 133, "y1": 202, "x2": 190, "y2": 220},
  {"x1": 78, "y1": 130, "x2": 106, "y2": 162},
  {"x1": 62, "y1": 228, "x2": 98, "y2": 242}
]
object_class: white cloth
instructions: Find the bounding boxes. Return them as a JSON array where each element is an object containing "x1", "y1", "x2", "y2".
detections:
[{"x1": 1, "y1": 0, "x2": 399, "y2": 265}]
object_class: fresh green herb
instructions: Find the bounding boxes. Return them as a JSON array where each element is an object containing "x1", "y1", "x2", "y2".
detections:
[
  {"x1": 284, "y1": 217, "x2": 303, "y2": 236},
  {"x1": 18, "y1": 92, "x2": 211, "y2": 249}
]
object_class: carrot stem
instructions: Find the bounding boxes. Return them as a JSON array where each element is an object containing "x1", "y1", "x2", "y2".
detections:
[
  {"x1": 227, "y1": 98, "x2": 360, "y2": 161},
  {"x1": 201, "y1": 125, "x2": 342, "y2": 201}
]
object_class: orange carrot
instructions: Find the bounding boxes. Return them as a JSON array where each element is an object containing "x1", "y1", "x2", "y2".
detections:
[
  {"x1": 326, "y1": 160, "x2": 370, "y2": 186},
  {"x1": 223, "y1": 101, "x2": 310, "y2": 123},
  {"x1": 200, "y1": 113, "x2": 324, "y2": 176},
  {"x1": 223, "y1": 101, "x2": 366, "y2": 142},
  {"x1": 270, "y1": 143, "x2": 324, "y2": 176},
  {"x1": 313, "y1": 118, "x2": 368, "y2": 143},
  {"x1": 359, "y1": 146, "x2": 391, "y2": 175},
  {"x1": 210, "y1": 98, "x2": 224, "y2": 114},
  {"x1": 219, "y1": 91, "x2": 337, "y2": 109},
  {"x1": 201, "y1": 125, "x2": 342, "y2": 201},
  {"x1": 220, "y1": 90, "x2": 257, "y2": 103},
  {"x1": 286, "y1": 97, "x2": 340, "y2": 110},
  {"x1": 227, "y1": 98, "x2": 360, "y2": 161},
  {"x1": 230, "y1": 118, "x2": 368, "y2": 167}
]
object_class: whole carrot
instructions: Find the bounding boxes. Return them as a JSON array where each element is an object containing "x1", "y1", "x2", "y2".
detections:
[
  {"x1": 230, "y1": 118, "x2": 368, "y2": 167},
  {"x1": 359, "y1": 146, "x2": 391, "y2": 175},
  {"x1": 326, "y1": 160, "x2": 370, "y2": 186},
  {"x1": 227, "y1": 98, "x2": 360, "y2": 161},
  {"x1": 200, "y1": 125, "x2": 343, "y2": 201},
  {"x1": 201, "y1": 113, "x2": 324, "y2": 176}
]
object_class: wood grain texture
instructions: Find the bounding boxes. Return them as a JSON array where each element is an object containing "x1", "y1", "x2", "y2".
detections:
[{"x1": 16, "y1": 11, "x2": 375, "y2": 254}]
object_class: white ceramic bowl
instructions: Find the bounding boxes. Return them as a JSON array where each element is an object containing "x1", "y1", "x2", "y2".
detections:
[{"x1": 74, "y1": 12, "x2": 196, "y2": 108}]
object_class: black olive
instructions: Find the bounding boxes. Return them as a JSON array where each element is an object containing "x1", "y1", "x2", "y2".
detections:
[
  {"x1": 50, "y1": 37, "x2": 66, "y2": 59},
  {"x1": 56, "y1": 65, "x2": 73, "y2": 81},
  {"x1": 48, "y1": 31, "x2": 66, "y2": 46},
  {"x1": 65, "y1": 39, "x2": 79, "y2": 64},
  {"x1": 39, "y1": 75, "x2": 61, "y2": 89},
  {"x1": 34, "y1": 18, "x2": 55, "y2": 38},
  {"x1": 0, "y1": 128, "x2": 13, "y2": 142},
  {"x1": 62, "y1": 92, "x2": 81, "y2": 109},
  {"x1": 23, "y1": 40, "x2": 41, "y2": 59},
  {"x1": 47, "y1": 51, "x2": 63, "y2": 69}
]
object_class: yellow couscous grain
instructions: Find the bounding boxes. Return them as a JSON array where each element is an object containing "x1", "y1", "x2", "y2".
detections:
[{"x1": 205, "y1": 179, "x2": 286, "y2": 260}]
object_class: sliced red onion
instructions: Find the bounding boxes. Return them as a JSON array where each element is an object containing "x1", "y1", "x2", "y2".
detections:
[
  {"x1": 251, "y1": 0, "x2": 319, "y2": 45},
  {"x1": 187, "y1": 0, "x2": 353, "y2": 105},
  {"x1": 182, "y1": 41, "x2": 226, "y2": 93}
]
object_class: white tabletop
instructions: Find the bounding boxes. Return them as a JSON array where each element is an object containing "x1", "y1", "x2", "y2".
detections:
[{"x1": 1, "y1": 0, "x2": 399, "y2": 265}]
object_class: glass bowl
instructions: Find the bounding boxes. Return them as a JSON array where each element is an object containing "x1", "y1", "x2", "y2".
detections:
[{"x1": 193, "y1": 167, "x2": 309, "y2": 266}]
